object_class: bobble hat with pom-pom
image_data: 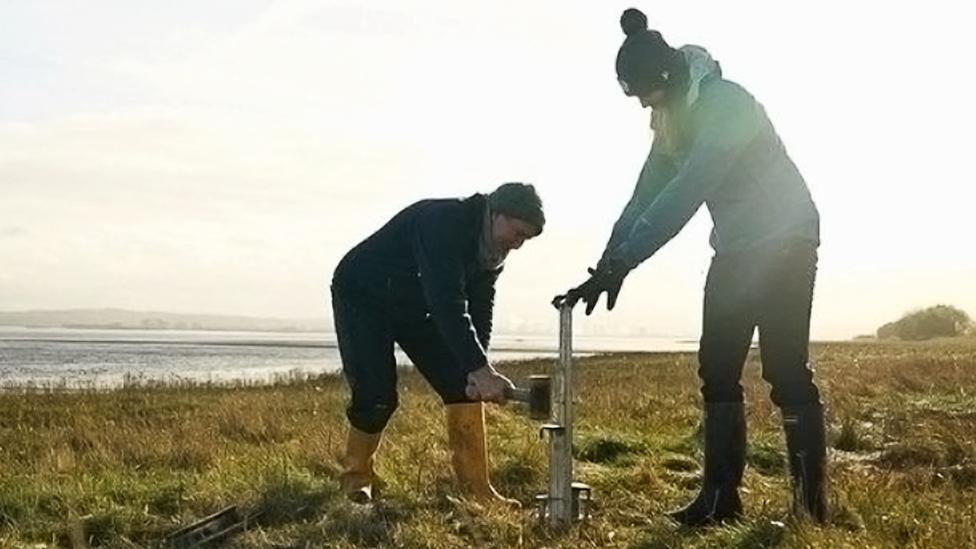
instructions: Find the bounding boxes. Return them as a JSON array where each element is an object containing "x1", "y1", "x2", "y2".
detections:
[{"x1": 615, "y1": 8, "x2": 683, "y2": 97}]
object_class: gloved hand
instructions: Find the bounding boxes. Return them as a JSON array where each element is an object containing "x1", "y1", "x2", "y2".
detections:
[
  {"x1": 555, "y1": 258, "x2": 631, "y2": 315},
  {"x1": 466, "y1": 365, "x2": 515, "y2": 403}
]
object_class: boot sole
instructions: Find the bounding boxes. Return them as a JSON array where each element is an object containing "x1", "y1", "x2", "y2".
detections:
[{"x1": 670, "y1": 511, "x2": 742, "y2": 528}]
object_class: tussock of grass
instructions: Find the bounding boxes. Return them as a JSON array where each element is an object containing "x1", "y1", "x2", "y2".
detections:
[
  {"x1": 1, "y1": 340, "x2": 975, "y2": 547},
  {"x1": 879, "y1": 442, "x2": 947, "y2": 469},
  {"x1": 659, "y1": 454, "x2": 698, "y2": 473},
  {"x1": 575, "y1": 432, "x2": 645, "y2": 465},
  {"x1": 945, "y1": 464, "x2": 976, "y2": 489},
  {"x1": 833, "y1": 416, "x2": 878, "y2": 452}
]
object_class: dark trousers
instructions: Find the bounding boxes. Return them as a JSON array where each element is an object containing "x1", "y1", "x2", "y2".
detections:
[
  {"x1": 697, "y1": 240, "x2": 821, "y2": 408},
  {"x1": 331, "y1": 286, "x2": 471, "y2": 434}
]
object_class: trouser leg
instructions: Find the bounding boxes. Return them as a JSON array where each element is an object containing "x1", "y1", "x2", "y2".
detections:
[
  {"x1": 697, "y1": 255, "x2": 756, "y2": 404},
  {"x1": 396, "y1": 317, "x2": 470, "y2": 405},
  {"x1": 331, "y1": 287, "x2": 400, "y2": 502},
  {"x1": 332, "y1": 289, "x2": 398, "y2": 434},
  {"x1": 754, "y1": 243, "x2": 827, "y2": 522},
  {"x1": 671, "y1": 255, "x2": 755, "y2": 526},
  {"x1": 756, "y1": 243, "x2": 821, "y2": 408}
]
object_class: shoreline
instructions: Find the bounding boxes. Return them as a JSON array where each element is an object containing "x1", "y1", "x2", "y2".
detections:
[{"x1": 0, "y1": 336, "x2": 697, "y2": 354}]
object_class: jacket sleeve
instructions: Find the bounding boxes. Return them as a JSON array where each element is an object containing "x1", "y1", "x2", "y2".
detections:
[
  {"x1": 412, "y1": 211, "x2": 488, "y2": 375},
  {"x1": 467, "y1": 267, "x2": 502, "y2": 350},
  {"x1": 599, "y1": 138, "x2": 678, "y2": 267},
  {"x1": 609, "y1": 86, "x2": 761, "y2": 269}
]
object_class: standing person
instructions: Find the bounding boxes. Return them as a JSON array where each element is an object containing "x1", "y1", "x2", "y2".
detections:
[
  {"x1": 560, "y1": 9, "x2": 827, "y2": 525},
  {"x1": 331, "y1": 182, "x2": 544, "y2": 504}
]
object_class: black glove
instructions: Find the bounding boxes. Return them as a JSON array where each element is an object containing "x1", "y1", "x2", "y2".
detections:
[{"x1": 554, "y1": 259, "x2": 631, "y2": 315}]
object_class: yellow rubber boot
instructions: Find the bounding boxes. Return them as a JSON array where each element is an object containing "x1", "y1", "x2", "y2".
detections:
[
  {"x1": 340, "y1": 426, "x2": 381, "y2": 503},
  {"x1": 445, "y1": 402, "x2": 520, "y2": 506}
]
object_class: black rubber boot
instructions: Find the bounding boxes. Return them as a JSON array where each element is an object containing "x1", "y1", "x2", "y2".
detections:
[
  {"x1": 782, "y1": 403, "x2": 828, "y2": 523},
  {"x1": 669, "y1": 402, "x2": 747, "y2": 527}
]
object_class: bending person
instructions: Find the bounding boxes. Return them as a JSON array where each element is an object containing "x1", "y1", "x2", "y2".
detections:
[{"x1": 332, "y1": 182, "x2": 544, "y2": 504}]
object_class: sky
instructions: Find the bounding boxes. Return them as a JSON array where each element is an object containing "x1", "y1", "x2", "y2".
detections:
[{"x1": 1, "y1": 1, "x2": 974, "y2": 340}]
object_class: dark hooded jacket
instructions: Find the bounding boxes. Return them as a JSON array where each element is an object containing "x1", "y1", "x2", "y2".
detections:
[{"x1": 332, "y1": 194, "x2": 499, "y2": 375}]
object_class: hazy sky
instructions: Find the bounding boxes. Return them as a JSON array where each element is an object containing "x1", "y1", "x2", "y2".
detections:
[{"x1": 2, "y1": 1, "x2": 974, "y2": 339}]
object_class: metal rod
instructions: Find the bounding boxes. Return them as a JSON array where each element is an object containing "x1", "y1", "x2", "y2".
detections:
[{"x1": 547, "y1": 302, "x2": 574, "y2": 527}]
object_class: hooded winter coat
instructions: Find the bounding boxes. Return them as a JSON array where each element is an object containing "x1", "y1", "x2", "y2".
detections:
[{"x1": 603, "y1": 47, "x2": 820, "y2": 268}]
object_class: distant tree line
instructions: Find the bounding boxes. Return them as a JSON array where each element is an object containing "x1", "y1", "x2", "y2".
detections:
[{"x1": 877, "y1": 305, "x2": 973, "y2": 340}]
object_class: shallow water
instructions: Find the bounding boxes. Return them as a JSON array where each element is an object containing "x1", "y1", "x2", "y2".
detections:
[{"x1": 0, "y1": 327, "x2": 697, "y2": 388}]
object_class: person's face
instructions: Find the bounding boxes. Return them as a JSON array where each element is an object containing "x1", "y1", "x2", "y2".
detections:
[
  {"x1": 638, "y1": 88, "x2": 668, "y2": 108},
  {"x1": 491, "y1": 214, "x2": 540, "y2": 254}
]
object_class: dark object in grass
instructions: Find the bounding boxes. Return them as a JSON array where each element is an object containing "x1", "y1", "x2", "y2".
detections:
[{"x1": 160, "y1": 505, "x2": 263, "y2": 548}]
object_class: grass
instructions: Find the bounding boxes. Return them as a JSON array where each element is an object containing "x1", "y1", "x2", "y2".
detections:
[{"x1": 0, "y1": 340, "x2": 975, "y2": 547}]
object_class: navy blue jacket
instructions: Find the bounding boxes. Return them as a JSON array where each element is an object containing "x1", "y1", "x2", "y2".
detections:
[{"x1": 332, "y1": 194, "x2": 499, "y2": 375}]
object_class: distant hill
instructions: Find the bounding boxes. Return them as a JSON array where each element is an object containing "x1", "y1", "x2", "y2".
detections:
[{"x1": 0, "y1": 308, "x2": 331, "y2": 333}]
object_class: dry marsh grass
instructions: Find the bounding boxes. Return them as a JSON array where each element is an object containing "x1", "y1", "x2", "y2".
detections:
[{"x1": 0, "y1": 340, "x2": 974, "y2": 547}]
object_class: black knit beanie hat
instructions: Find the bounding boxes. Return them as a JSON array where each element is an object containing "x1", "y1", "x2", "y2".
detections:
[
  {"x1": 615, "y1": 8, "x2": 682, "y2": 97},
  {"x1": 488, "y1": 182, "x2": 545, "y2": 234}
]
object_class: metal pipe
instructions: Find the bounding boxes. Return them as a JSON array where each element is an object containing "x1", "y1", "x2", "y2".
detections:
[
  {"x1": 536, "y1": 297, "x2": 593, "y2": 527},
  {"x1": 547, "y1": 302, "x2": 574, "y2": 527}
]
